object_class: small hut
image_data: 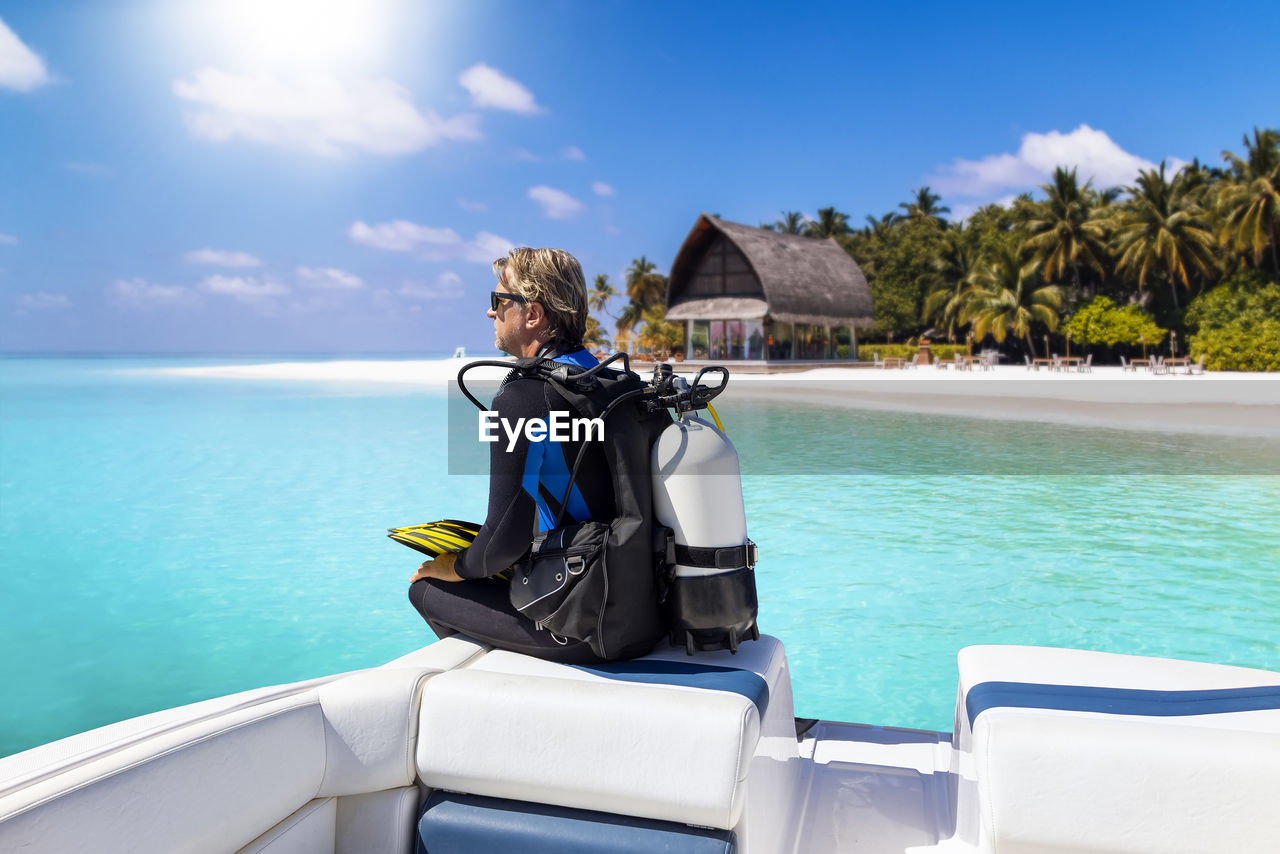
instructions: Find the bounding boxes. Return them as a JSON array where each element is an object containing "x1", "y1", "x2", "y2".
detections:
[{"x1": 665, "y1": 214, "x2": 874, "y2": 365}]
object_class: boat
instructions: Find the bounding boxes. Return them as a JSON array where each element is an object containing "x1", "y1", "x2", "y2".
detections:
[{"x1": 2, "y1": 633, "x2": 1277, "y2": 853}]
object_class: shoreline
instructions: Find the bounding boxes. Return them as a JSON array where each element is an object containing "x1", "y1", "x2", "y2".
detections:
[{"x1": 149, "y1": 358, "x2": 1280, "y2": 439}]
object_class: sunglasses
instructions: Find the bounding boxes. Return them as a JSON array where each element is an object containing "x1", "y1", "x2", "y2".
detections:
[{"x1": 490, "y1": 291, "x2": 529, "y2": 312}]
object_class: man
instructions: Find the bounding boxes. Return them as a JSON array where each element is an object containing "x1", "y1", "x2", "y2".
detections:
[{"x1": 407, "y1": 247, "x2": 613, "y2": 662}]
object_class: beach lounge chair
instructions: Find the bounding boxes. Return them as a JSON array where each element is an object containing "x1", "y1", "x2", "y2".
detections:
[
  {"x1": 1189, "y1": 354, "x2": 1206, "y2": 375},
  {"x1": 1081, "y1": 354, "x2": 1093, "y2": 372},
  {"x1": 1120, "y1": 356, "x2": 1131, "y2": 371},
  {"x1": 1152, "y1": 356, "x2": 1167, "y2": 375},
  {"x1": 872, "y1": 352, "x2": 884, "y2": 369}
]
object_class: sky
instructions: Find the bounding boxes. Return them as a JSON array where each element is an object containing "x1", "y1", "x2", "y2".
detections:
[{"x1": 1, "y1": 0, "x2": 1276, "y2": 354}]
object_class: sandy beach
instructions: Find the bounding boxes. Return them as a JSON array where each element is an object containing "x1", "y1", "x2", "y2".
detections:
[{"x1": 154, "y1": 359, "x2": 1280, "y2": 439}]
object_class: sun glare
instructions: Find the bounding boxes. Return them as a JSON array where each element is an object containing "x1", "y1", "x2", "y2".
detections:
[{"x1": 195, "y1": 0, "x2": 395, "y2": 71}]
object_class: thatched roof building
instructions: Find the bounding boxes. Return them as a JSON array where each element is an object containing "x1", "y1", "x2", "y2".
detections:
[{"x1": 665, "y1": 214, "x2": 873, "y2": 362}]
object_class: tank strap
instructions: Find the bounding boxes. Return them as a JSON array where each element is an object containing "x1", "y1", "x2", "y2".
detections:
[{"x1": 674, "y1": 540, "x2": 757, "y2": 570}]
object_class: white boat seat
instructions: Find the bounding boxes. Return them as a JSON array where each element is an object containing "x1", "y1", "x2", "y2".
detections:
[
  {"x1": 417, "y1": 791, "x2": 736, "y2": 853},
  {"x1": 0, "y1": 636, "x2": 486, "y2": 854},
  {"x1": 416, "y1": 634, "x2": 797, "y2": 843},
  {"x1": 955, "y1": 645, "x2": 1280, "y2": 854}
]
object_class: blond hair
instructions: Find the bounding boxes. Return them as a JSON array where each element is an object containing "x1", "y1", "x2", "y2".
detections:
[{"x1": 493, "y1": 247, "x2": 588, "y2": 347}]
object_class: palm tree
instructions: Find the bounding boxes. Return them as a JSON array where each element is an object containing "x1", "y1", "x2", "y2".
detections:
[
  {"x1": 923, "y1": 228, "x2": 980, "y2": 340},
  {"x1": 897, "y1": 186, "x2": 950, "y2": 229},
  {"x1": 1217, "y1": 127, "x2": 1280, "y2": 276},
  {"x1": 624, "y1": 255, "x2": 666, "y2": 306},
  {"x1": 588, "y1": 273, "x2": 617, "y2": 316},
  {"x1": 582, "y1": 314, "x2": 610, "y2": 349},
  {"x1": 1110, "y1": 162, "x2": 1218, "y2": 310},
  {"x1": 764, "y1": 211, "x2": 807, "y2": 234},
  {"x1": 803, "y1": 207, "x2": 852, "y2": 240},
  {"x1": 963, "y1": 242, "x2": 1063, "y2": 356},
  {"x1": 617, "y1": 256, "x2": 668, "y2": 335},
  {"x1": 637, "y1": 304, "x2": 682, "y2": 358},
  {"x1": 1023, "y1": 167, "x2": 1109, "y2": 289},
  {"x1": 861, "y1": 212, "x2": 896, "y2": 240}
]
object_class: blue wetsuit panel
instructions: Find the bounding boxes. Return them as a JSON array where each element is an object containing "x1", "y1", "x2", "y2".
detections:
[{"x1": 524, "y1": 348, "x2": 598, "y2": 531}]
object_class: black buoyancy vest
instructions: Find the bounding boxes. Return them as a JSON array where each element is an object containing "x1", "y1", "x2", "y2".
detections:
[{"x1": 462, "y1": 354, "x2": 673, "y2": 660}]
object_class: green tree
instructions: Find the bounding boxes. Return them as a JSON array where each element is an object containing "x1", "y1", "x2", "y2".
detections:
[
  {"x1": 1062, "y1": 296, "x2": 1165, "y2": 350},
  {"x1": 764, "y1": 211, "x2": 808, "y2": 234},
  {"x1": 1110, "y1": 162, "x2": 1218, "y2": 310},
  {"x1": 1185, "y1": 268, "x2": 1280, "y2": 371},
  {"x1": 616, "y1": 255, "x2": 668, "y2": 335},
  {"x1": 859, "y1": 218, "x2": 945, "y2": 339},
  {"x1": 589, "y1": 273, "x2": 618, "y2": 316},
  {"x1": 803, "y1": 207, "x2": 852, "y2": 240},
  {"x1": 582, "y1": 314, "x2": 610, "y2": 349},
  {"x1": 963, "y1": 241, "x2": 1063, "y2": 355},
  {"x1": 1024, "y1": 167, "x2": 1110, "y2": 290},
  {"x1": 922, "y1": 227, "x2": 980, "y2": 341},
  {"x1": 1217, "y1": 127, "x2": 1280, "y2": 277},
  {"x1": 897, "y1": 186, "x2": 950, "y2": 230},
  {"x1": 636, "y1": 304, "x2": 683, "y2": 357},
  {"x1": 861, "y1": 212, "x2": 896, "y2": 241}
]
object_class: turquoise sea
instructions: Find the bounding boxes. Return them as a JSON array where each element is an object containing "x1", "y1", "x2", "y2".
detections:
[{"x1": 2, "y1": 355, "x2": 1279, "y2": 757}]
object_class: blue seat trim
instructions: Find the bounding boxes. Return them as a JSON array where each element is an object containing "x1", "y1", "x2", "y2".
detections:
[
  {"x1": 967, "y1": 681, "x2": 1280, "y2": 728},
  {"x1": 417, "y1": 791, "x2": 736, "y2": 854},
  {"x1": 571, "y1": 660, "x2": 770, "y2": 716}
]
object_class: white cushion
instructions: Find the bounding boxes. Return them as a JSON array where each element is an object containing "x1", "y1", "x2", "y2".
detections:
[
  {"x1": 0, "y1": 695, "x2": 327, "y2": 854},
  {"x1": 957, "y1": 646, "x2": 1280, "y2": 854},
  {"x1": 239, "y1": 798, "x2": 337, "y2": 854},
  {"x1": 0, "y1": 644, "x2": 466, "y2": 854},
  {"x1": 336, "y1": 787, "x2": 420, "y2": 854},
  {"x1": 316, "y1": 668, "x2": 433, "y2": 797},
  {"x1": 415, "y1": 636, "x2": 793, "y2": 831}
]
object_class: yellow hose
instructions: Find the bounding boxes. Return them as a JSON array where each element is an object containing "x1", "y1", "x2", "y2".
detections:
[{"x1": 707, "y1": 404, "x2": 725, "y2": 432}]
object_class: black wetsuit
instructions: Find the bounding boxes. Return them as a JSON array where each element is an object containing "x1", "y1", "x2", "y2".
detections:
[{"x1": 409, "y1": 346, "x2": 613, "y2": 662}]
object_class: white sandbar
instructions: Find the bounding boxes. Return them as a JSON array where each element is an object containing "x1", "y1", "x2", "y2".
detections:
[{"x1": 151, "y1": 359, "x2": 1280, "y2": 438}]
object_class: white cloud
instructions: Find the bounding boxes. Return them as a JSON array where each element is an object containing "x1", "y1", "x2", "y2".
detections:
[
  {"x1": 173, "y1": 68, "x2": 481, "y2": 157},
  {"x1": 348, "y1": 220, "x2": 462, "y2": 251},
  {"x1": 458, "y1": 63, "x2": 541, "y2": 114},
  {"x1": 183, "y1": 248, "x2": 263, "y2": 267},
  {"x1": 465, "y1": 231, "x2": 516, "y2": 263},
  {"x1": 348, "y1": 219, "x2": 513, "y2": 263},
  {"x1": 591, "y1": 181, "x2": 615, "y2": 197},
  {"x1": 511, "y1": 147, "x2": 540, "y2": 162},
  {"x1": 398, "y1": 271, "x2": 465, "y2": 301},
  {"x1": 0, "y1": 18, "x2": 50, "y2": 92},
  {"x1": 296, "y1": 265, "x2": 364, "y2": 290},
  {"x1": 109, "y1": 278, "x2": 199, "y2": 306},
  {"x1": 199, "y1": 274, "x2": 288, "y2": 301},
  {"x1": 930, "y1": 125, "x2": 1161, "y2": 197},
  {"x1": 563, "y1": 145, "x2": 586, "y2": 161},
  {"x1": 457, "y1": 197, "x2": 488, "y2": 213},
  {"x1": 17, "y1": 292, "x2": 70, "y2": 310},
  {"x1": 948, "y1": 195, "x2": 1020, "y2": 225},
  {"x1": 528, "y1": 185, "x2": 584, "y2": 220},
  {"x1": 0, "y1": 233, "x2": 17, "y2": 245}
]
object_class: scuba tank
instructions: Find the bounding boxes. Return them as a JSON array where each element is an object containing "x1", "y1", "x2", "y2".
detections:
[{"x1": 649, "y1": 364, "x2": 759, "y2": 654}]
